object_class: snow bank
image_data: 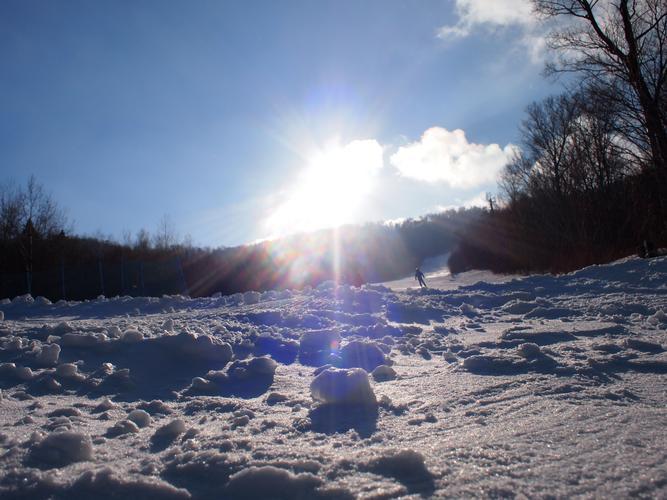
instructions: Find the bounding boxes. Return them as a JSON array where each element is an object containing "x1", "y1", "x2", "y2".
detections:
[{"x1": 310, "y1": 367, "x2": 376, "y2": 405}]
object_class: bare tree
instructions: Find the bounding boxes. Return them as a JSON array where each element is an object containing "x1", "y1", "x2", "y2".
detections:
[
  {"x1": 534, "y1": 0, "x2": 667, "y2": 171},
  {"x1": 0, "y1": 180, "x2": 26, "y2": 241},
  {"x1": 0, "y1": 176, "x2": 68, "y2": 241},
  {"x1": 135, "y1": 228, "x2": 151, "y2": 251},
  {"x1": 519, "y1": 93, "x2": 581, "y2": 197},
  {"x1": 153, "y1": 214, "x2": 178, "y2": 250},
  {"x1": 499, "y1": 150, "x2": 534, "y2": 205}
]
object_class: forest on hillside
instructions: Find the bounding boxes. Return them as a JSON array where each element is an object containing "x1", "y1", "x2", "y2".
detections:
[
  {"x1": 0, "y1": 176, "x2": 481, "y2": 300},
  {"x1": 449, "y1": 0, "x2": 667, "y2": 274}
]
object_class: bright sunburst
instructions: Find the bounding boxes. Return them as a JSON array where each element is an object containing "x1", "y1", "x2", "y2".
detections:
[{"x1": 266, "y1": 138, "x2": 383, "y2": 238}]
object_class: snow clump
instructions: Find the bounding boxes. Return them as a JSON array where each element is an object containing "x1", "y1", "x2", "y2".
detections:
[
  {"x1": 158, "y1": 332, "x2": 233, "y2": 363},
  {"x1": 647, "y1": 309, "x2": 666, "y2": 325},
  {"x1": 310, "y1": 367, "x2": 376, "y2": 405},
  {"x1": 28, "y1": 431, "x2": 94, "y2": 467},
  {"x1": 227, "y1": 356, "x2": 278, "y2": 381},
  {"x1": 55, "y1": 363, "x2": 79, "y2": 378},
  {"x1": 121, "y1": 329, "x2": 144, "y2": 343},
  {"x1": 127, "y1": 409, "x2": 152, "y2": 428},
  {"x1": 365, "y1": 449, "x2": 433, "y2": 493},
  {"x1": 340, "y1": 340, "x2": 386, "y2": 370},
  {"x1": 372, "y1": 364, "x2": 397, "y2": 381},
  {"x1": 107, "y1": 419, "x2": 140, "y2": 437},
  {"x1": 67, "y1": 467, "x2": 190, "y2": 499},
  {"x1": 299, "y1": 329, "x2": 341, "y2": 364},
  {"x1": 243, "y1": 291, "x2": 261, "y2": 305},
  {"x1": 225, "y1": 466, "x2": 323, "y2": 499},
  {"x1": 152, "y1": 419, "x2": 186, "y2": 442},
  {"x1": 36, "y1": 343, "x2": 61, "y2": 366}
]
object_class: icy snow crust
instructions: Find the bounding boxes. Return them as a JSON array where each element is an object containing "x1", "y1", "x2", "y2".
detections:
[{"x1": 0, "y1": 256, "x2": 666, "y2": 498}]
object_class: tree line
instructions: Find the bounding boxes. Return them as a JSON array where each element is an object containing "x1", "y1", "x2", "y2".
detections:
[
  {"x1": 449, "y1": 0, "x2": 667, "y2": 274},
  {"x1": 0, "y1": 176, "x2": 482, "y2": 300}
]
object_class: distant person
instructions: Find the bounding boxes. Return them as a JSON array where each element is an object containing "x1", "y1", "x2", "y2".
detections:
[{"x1": 415, "y1": 267, "x2": 427, "y2": 288}]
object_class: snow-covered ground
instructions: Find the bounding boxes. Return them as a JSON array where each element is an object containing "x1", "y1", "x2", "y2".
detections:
[{"x1": 1, "y1": 256, "x2": 666, "y2": 499}]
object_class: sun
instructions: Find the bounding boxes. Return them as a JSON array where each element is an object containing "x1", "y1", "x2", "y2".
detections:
[{"x1": 266, "y1": 138, "x2": 383, "y2": 237}]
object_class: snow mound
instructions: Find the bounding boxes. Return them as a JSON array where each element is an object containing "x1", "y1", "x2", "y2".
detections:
[
  {"x1": 28, "y1": 431, "x2": 94, "y2": 467},
  {"x1": 56, "y1": 363, "x2": 79, "y2": 378},
  {"x1": 462, "y1": 354, "x2": 522, "y2": 375},
  {"x1": 61, "y1": 332, "x2": 109, "y2": 348},
  {"x1": 310, "y1": 367, "x2": 376, "y2": 405},
  {"x1": 36, "y1": 343, "x2": 61, "y2": 366},
  {"x1": 340, "y1": 340, "x2": 386, "y2": 371},
  {"x1": 365, "y1": 449, "x2": 434, "y2": 494},
  {"x1": 225, "y1": 466, "x2": 323, "y2": 499},
  {"x1": 121, "y1": 329, "x2": 144, "y2": 343},
  {"x1": 227, "y1": 356, "x2": 278, "y2": 381},
  {"x1": 501, "y1": 300, "x2": 537, "y2": 315},
  {"x1": 647, "y1": 309, "x2": 666, "y2": 325},
  {"x1": 243, "y1": 291, "x2": 261, "y2": 305},
  {"x1": 127, "y1": 409, "x2": 152, "y2": 428},
  {"x1": 371, "y1": 364, "x2": 397, "y2": 381},
  {"x1": 162, "y1": 449, "x2": 240, "y2": 493},
  {"x1": 68, "y1": 467, "x2": 190, "y2": 499},
  {"x1": 152, "y1": 419, "x2": 186, "y2": 445},
  {"x1": 517, "y1": 342, "x2": 542, "y2": 358},
  {"x1": 299, "y1": 330, "x2": 341, "y2": 364},
  {"x1": 107, "y1": 419, "x2": 140, "y2": 437},
  {"x1": 157, "y1": 332, "x2": 233, "y2": 363}
]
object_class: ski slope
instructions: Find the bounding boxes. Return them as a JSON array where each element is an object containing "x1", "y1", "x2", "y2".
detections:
[{"x1": 0, "y1": 256, "x2": 666, "y2": 498}]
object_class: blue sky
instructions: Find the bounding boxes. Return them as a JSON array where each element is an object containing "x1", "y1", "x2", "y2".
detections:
[{"x1": 0, "y1": 0, "x2": 558, "y2": 247}]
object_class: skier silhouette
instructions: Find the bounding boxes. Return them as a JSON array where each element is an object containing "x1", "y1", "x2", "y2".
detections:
[{"x1": 415, "y1": 267, "x2": 427, "y2": 288}]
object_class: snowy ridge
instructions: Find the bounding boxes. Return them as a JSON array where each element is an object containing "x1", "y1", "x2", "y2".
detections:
[{"x1": 0, "y1": 256, "x2": 666, "y2": 498}]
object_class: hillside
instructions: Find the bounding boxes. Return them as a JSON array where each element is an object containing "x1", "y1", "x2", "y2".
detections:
[{"x1": 0, "y1": 256, "x2": 665, "y2": 498}]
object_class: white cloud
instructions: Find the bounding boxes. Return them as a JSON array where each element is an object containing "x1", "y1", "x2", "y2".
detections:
[
  {"x1": 438, "y1": 0, "x2": 535, "y2": 39},
  {"x1": 435, "y1": 192, "x2": 489, "y2": 212},
  {"x1": 438, "y1": 0, "x2": 550, "y2": 62},
  {"x1": 390, "y1": 127, "x2": 516, "y2": 188}
]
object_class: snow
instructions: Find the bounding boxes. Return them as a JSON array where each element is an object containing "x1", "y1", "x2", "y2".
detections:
[
  {"x1": 310, "y1": 367, "x2": 377, "y2": 405},
  {"x1": 224, "y1": 466, "x2": 324, "y2": 499},
  {"x1": 371, "y1": 364, "x2": 397, "y2": 381},
  {"x1": 35, "y1": 343, "x2": 61, "y2": 366},
  {"x1": 340, "y1": 340, "x2": 386, "y2": 370},
  {"x1": 0, "y1": 255, "x2": 666, "y2": 497},
  {"x1": 28, "y1": 431, "x2": 94, "y2": 467},
  {"x1": 127, "y1": 409, "x2": 152, "y2": 427}
]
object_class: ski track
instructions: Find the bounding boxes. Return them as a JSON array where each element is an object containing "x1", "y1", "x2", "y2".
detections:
[{"x1": 0, "y1": 256, "x2": 666, "y2": 498}]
